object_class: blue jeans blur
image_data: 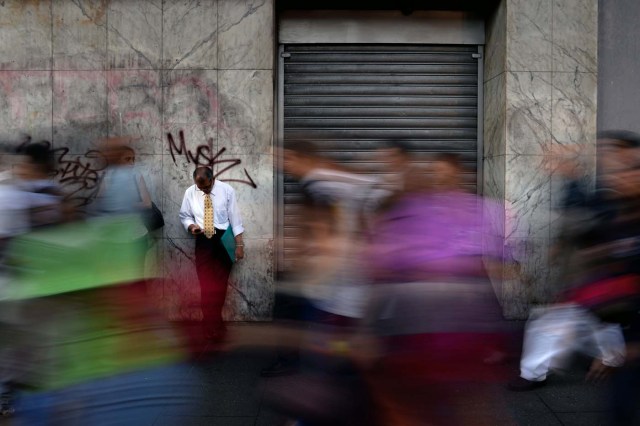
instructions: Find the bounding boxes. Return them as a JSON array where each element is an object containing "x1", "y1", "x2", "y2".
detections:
[{"x1": 14, "y1": 362, "x2": 203, "y2": 426}]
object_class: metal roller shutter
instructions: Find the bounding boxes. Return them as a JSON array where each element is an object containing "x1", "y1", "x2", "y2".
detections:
[{"x1": 280, "y1": 44, "x2": 482, "y2": 273}]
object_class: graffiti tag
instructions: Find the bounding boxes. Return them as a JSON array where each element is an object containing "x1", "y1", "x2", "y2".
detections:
[
  {"x1": 52, "y1": 147, "x2": 108, "y2": 207},
  {"x1": 167, "y1": 130, "x2": 257, "y2": 188}
]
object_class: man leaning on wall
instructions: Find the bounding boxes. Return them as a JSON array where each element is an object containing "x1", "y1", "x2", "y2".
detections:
[{"x1": 179, "y1": 166, "x2": 245, "y2": 343}]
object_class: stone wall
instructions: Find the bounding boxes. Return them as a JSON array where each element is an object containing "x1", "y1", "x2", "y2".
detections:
[
  {"x1": 0, "y1": 0, "x2": 275, "y2": 320},
  {"x1": 483, "y1": 0, "x2": 598, "y2": 318},
  {"x1": 0, "y1": 0, "x2": 601, "y2": 320}
]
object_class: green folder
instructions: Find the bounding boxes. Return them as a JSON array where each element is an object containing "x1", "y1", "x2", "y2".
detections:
[{"x1": 221, "y1": 227, "x2": 236, "y2": 263}]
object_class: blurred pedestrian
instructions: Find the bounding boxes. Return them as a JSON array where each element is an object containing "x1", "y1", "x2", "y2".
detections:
[
  {"x1": 91, "y1": 137, "x2": 152, "y2": 217},
  {"x1": 13, "y1": 140, "x2": 68, "y2": 227},
  {"x1": 261, "y1": 141, "x2": 387, "y2": 376},
  {"x1": 0, "y1": 139, "x2": 69, "y2": 417},
  {"x1": 362, "y1": 153, "x2": 512, "y2": 425},
  {"x1": 509, "y1": 132, "x2": 640, "y2": 392}
]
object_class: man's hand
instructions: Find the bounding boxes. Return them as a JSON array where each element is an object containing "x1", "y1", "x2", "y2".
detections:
[
  {"x1": 235, "y1": 245, "x2": 244, "y2": 261},
  {"x1": 188, "y1": 224, "x2": 203, "y2": 235},
  {"x1": 586, "y1": 358, "x2": 614, "y2": 382}
]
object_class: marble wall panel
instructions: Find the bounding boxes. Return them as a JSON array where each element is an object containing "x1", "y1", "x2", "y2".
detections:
[
  {"x1": 218, "y1": 0, "x2": 273, "y2": 70},
  {"x1": 482, "y1": 187, "x2": 507, "y2": 301},
  {"x1": 484, "y1": 0, "x2": 506, "y2": 82},
  {"x1": 144, "y1": 239, "x2": 166, "y2": 307},
  {"x1": 162, "y1": 151, "x2": 205, "y2": 239},
  {"x1": 107, "y1": 70, "x2": 163, "y2": 154},
  {"x1": 52, "y1": 71, "x2": 107, "y2": 154},
  {"x1": 484, "y1": 73, "x2": 506, "y2": 158},
  {"x1": 0, "y1": 71, "x2": 52, "y2": 143},
  {"x1": 552, "y1": 0, "x2": 597, "y2": 73},
  {"x1": 53, "y1": 0, "x2": 107, "y2": 70},
  {"x1": 108, "y1": 0, "x2": 162, "y2": 70},
  {"x1": 163, "y1": 0, "x2": 218, "y2": 70},
  {"x1": 483, "y1": 155, "x2": 506, "y2": 209},
  {"x1": 0, "y1": 0, "x2": 52, "y2": 70},
  {"x1": 224, "y1": 238, "x2": 274, "y2": 320},
  {"x1": 504, "y1": 154, "x2": 551, "y2": 239},
  {"x1": 216, "y1": 154, "x2": 273, "y2": 239},
  {"x1": 163, "y1": 69, "x2": 220, "y2": 126},
  {"x1": 551, "y1": 71, "x2": 597, "y2": 146},
  {"x1": 162, "y1": 69, "x2": 220, "y2": 177},
  {"x1": 163, "y1": 237, "x2": 200, "y2": 320},
  {"x1": 218, "y1": 70, "x2": 273, "y2": 155},
  {"x1": 134, "y1": 153, "x2": 164, "y2": 208},
  {"x1": 506, "y1": 72, "x2": 552, "y2": 155},
  {"x1": 506, "y1": 0, "x2": 552, "y2": 72},
  {"x1": 502, "y1": 237, "x2": 550, "y2": 318}
]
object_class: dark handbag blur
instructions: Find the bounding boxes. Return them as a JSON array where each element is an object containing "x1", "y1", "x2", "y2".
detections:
[
  {"x1": 133, "y1": 173, "x2": 164, "y2": 232},
  {"x1": 144, "y1": 202, "x2": 164, "y2": 231}
]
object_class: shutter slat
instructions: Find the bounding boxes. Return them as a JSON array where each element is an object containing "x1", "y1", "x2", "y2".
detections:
[{"x1": 285, "y1": 96, "x2": 477, "y2": 107}]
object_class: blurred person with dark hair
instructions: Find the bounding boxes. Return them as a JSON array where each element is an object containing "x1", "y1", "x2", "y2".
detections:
[
  {"x1": 179, "y1": 166, "x2": 245, "y2": 343},
  {"x1": 13, "y1": 140, "x2": 68, "y2": 228},
  {"x1": 509, "y1": 132, "x2": 640, "y2": 393},
  {"x1": 0, "y1": 140, "x2": 70, "y2": 416},
  {"x1": 0, "y1": 145, "x2": 29, "y2": 416},
  {"x1": 431, "y1": 153, "x2": 466, "y2": 191},
  {"x1": 375, "y1": 140, "x2": 413, "y2": 193},
  {"x1": 0, "y1": 145, "x2": 29, "y2": 253}
]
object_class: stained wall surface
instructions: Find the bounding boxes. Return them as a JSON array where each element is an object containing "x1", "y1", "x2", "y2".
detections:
[
  {"x1": 484, "y1": 0, "x2": 598, "y2": 318},
  {"x1": 0, "y1": 0, "x2": 275, "y2": 320},
  {"x1": 0, "y1": 0, "x2": 602, "y2": 321}
]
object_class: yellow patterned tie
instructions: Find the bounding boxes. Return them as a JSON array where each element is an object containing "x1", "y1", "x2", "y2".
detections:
[{"x1": 204, "y1": 194, "x2": 215, "y2": 238}]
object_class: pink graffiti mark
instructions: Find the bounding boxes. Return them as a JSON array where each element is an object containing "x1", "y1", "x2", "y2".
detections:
[
  {"x1": 167, "y1": 130, "x2": 257, "y2": 189},
  {"x1": 52, "y1": 147, "x2": 108, "y2": 207}
]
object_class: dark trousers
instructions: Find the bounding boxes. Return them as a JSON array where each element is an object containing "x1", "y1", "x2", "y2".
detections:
[{"x1": 195, "y1": 230, "x2": 233, "y2": 334}]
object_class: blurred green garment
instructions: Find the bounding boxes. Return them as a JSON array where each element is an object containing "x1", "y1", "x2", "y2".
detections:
[
  {"x1": 0, "y1": 215, "x2": 184, "y2": 391},
  {"x1": 2, "y1": 215, "x2": 148, "y2": 300}
]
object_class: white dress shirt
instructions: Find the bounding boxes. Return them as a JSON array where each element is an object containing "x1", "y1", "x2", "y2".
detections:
[{"x1": 179, "y1": 180, "x2": 244, "y2": 236}]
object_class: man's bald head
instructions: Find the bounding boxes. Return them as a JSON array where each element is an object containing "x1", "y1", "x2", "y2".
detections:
[
  {"x1": 193, "y1": 166, "x2": 213, "y2": 180},
  {"x1": 193, "y1": 167, "x2": 214, "y2": 193}
]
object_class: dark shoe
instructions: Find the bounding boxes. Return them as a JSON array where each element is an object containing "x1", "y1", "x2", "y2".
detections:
[
  {"x1": 507, "y1": 376, "x2": 547, "y2": 392},
  {"x1": 260, "y1": 361, "x2": 299, "y2": 378}
]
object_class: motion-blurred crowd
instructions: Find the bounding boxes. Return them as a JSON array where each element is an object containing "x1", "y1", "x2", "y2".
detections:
[{"x1": 0, "y1": 131, "x2": 639, "y2": 425}]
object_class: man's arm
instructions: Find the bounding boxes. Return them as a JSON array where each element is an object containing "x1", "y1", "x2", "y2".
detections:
[
  {"x1": 227, "y1": 187, "x2": 245, "y2": 260},
  {"x1": 227, "y1": 187, "x2": 244, "y2": 237}
]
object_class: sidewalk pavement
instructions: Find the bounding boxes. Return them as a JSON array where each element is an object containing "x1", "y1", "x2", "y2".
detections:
[
  {"x1": 170, "y1": 335, "x2": 613, "y2": 426},
  {"x1": 0, "y1": 324, "x2": 616, "y2": 426}
]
